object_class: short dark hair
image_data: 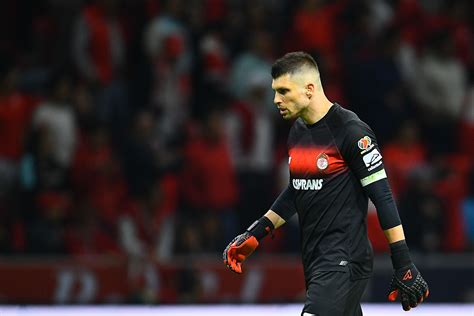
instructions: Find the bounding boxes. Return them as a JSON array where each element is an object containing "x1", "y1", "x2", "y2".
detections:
[{"x1": 271, "y1": 51, "x2": 319, "y2": 79}]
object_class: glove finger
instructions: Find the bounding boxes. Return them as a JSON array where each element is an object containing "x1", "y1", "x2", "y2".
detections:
[
  {"x1": 229, "y1": 259, "x2": 241, "y2": 274},
  {"x1": 229, "y1": 255, "x2": 243, "y2": 274},
  {"x1": 388, "y1": 289, "x2": 398, "y2": 302},
  {"x1": 229, "y1": 258, "x2": 238, "y2": 273},
  {"x1": 234, "y1": 261, "x2": 242, "y2": 274},
  {"x1": 417, "y1": 290, "x2": 424, "y2": 304},
  {"x1": 226, "y1": 257, "x2": 233, "y2": 270},
  {"x1": 419, "y1": 288, "x2": 430, "y2": 303},
  {"x1": 223, "y1": 239, "x2": 236, "y2": 265},
  {"x1": 228, "y1": 246, "x2": 239, "y2": 263},
  {"x1": 227, "y1": 244, "x2": 245, "y2": 274},
  {"x1": 387, "y1": 277, "x2": 397, "y2": 302},
  {"x1": 416, "y1": 283, "x2": 429, "y2": 303},
  {"x1": 226, "y1": 248, "x2": 234, "y2": 265},
  {"x1": 226, "y1": 261, "x2": 236, "y2": 273},
  {"x1": 226, "y1": 250, "x2": 235, "y2": 269},
  {"x1": 223, "y1": 248, "x2": 229, "y2": 264},
  {"x1": 408, "y1": 292, "x2": 418, "y2": 308},
  {"x1": 401, "y1": 292, "x2": 411, "y2": 311},
  {"x1": 416, "y1": 285, "x2": 426, "y2": 304},
  {"x1": 223, "y1": 251, "x2": 229, "y2": 265}
]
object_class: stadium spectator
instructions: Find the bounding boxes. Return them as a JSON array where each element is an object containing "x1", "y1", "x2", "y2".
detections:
[
  {"x1": 64, "y1": 198, "x2": 122, "y2": 256},
  {"x1": 120, "y1": 111, "x2": 159, "y2": 198},
  {"x1": 412, "y1": 29, "x2": 467, "y2": 154},
  {"x1": 382, "y1": 120, "x2": 426, "y2": 197},
  {"x1": 118, "y1": 175, "x2": 177, "y2": 303},
  {"x1": 458, "y1": 85, "x2": 474, "y2": 159},
  {"x1": 229, "y1": 30, "x2": 274, "y2": 107},
  {"x1": 291, "y1": 0, "x2": 343, "y2": 60},
  {"x1": 118, "y1": 175, "x2": 177, "y2": 260},
  {"x1": 71, "y1": 82, "x2": 97, "y2": 135},
  {"x1": 434, "y1": 158, "x2": 470, "y2": 252},
  {"x1": 144, "y1": 0, "x2": 192, "y2": 146},
  {"x1": 180, "y1": 105, "x2": 238, "y2": 251},
  {"x1": 339, "y1": 3, "x2": 374, "y2": 113},
  {"x1": 71, "y1": 124, "x2": 126, "y2": 227},
  {"x1": 224, "y1": 73, "x2": 277, "y2": 231},
  {"x1": 199, "y1": 31, "x2": 229, "y2": 85},
  {"x1": 31, "y1": 72, "x2": 77, "y2": 168},
  {"x1": 399, "y1": 167, "x2": 445, "y2": 252},
  {"x1": 27, "y1": 190, "x2": 70, "y2": 254},
  {"x1": 19, "y1": 125, "x2": 68, "y2": 193},
  {"x1": 0, "y1": 65, "x2": 38, "y2": 194},
  {"x1": 72, "y1": 0, "x2": 126, "y2": 86},
  {"x1": 461, "y1": 171, "x2": 474, "y2": 250},
  {"x1": 344, "y1": 26, "x2": 408, "y2": 143}
]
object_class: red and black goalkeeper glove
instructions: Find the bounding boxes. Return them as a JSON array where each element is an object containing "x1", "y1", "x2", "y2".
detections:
[
  {"x1": 223, "y1": 232, "x2": 259, "y2": 273},
  {"x1": 222, "y1": 216, "x2": 274, "y2": 274},
  {"x1": 388, "y1": 240, "x2": 429, "y2": 311}
]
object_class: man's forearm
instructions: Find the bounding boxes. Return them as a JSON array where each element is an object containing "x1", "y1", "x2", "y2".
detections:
[
  {"x1": 264, "y1": 210, "x2": 286, "y2": 229},
  {"x1": 383, "y1": 224, "x2": 406, "y2": 244}
]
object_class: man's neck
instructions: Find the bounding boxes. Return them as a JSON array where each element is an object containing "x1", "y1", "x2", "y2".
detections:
[{"x1": 300, "y1": 96, "x2": 333, "y2": 125}]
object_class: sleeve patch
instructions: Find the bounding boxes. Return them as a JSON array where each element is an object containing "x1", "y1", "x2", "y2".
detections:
[
  {"x1": 361, "y1": 169, "x2": 387, "y2": 187},
  {"x1": 357, "y1": 136, "x2": 372, "y2": 150},
  {"x1": 362, "y1": 148, "x2": 382, "y2": 170}
]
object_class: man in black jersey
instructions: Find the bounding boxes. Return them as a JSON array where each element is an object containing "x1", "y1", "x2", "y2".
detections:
[{"x1": 223, "y1": 52, "x2": 429, "y2": 315}]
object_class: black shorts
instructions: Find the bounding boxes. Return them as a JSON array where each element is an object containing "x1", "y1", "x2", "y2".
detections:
[{"x1": 301, "y1": 271, "x2": 369, "y2": 316}]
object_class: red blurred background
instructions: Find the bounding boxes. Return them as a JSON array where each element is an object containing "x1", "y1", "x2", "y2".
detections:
[{"x1": 0, "y1": 0, "x2": 473, "y2": 305}]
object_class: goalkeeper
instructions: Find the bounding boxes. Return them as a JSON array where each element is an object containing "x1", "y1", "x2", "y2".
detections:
[{"x1": 223, "y1": 52, "x2": 429, "y2": 316}]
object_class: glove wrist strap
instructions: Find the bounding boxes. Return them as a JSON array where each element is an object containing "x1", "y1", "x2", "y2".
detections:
[
  {"x1": 247, "y1": 216, "x2": 275, "y2": 241},
  {"x1": 390, "y1": 240, "x2": 412, "y2": 269}
]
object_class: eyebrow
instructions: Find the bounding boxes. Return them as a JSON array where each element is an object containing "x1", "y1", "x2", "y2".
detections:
[{"x1": 273, "y1": 87, "x2": 290, "y2": 92}]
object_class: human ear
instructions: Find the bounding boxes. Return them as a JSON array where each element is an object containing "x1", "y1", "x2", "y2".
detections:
[{"x1": 306, "y1": 83, "x2": 314, "y2": 99}]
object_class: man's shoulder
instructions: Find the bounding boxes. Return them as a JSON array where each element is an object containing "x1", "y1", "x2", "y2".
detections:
[
  {"x1": 330, "y1": 103, "x2": 361, "y2": 125},
  {"x1": 325, "y1": 103, "x2": 364, "y2": 135}
]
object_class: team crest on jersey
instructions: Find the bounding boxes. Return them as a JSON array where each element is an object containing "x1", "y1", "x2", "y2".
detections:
[
  {"x1": 358, "y1": 136, "x2": 372, "y2": 150},
  {"x1": 316, "y1": 153, "x2": 329, "y2": 170}
]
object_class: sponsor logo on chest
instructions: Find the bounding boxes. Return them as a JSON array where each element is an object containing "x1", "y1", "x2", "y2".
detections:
[{"x1": 292, "y1": 178, "x2": 324, "y2": 190}]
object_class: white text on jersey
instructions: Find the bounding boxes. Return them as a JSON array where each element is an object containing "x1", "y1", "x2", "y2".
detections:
[{"x1": 292, "y1": 179, "x2": 324, "y2": 190}]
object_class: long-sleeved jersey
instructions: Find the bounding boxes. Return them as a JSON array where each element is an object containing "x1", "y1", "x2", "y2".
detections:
[{"x1": 272, "y1": 103, "x2": 400, "y2": 281}]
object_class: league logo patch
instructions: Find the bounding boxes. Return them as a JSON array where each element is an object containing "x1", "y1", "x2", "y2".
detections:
[
  {"x1": 363, "y1": 148, "x2": 382, "y2": 167},
  {"x1": 316, "y1": 153, "x2": 329, "y2": 170},
  {"x1": 358, "y1": 136, "x2": 372, "y2": 150},
  {"x1": 362, "y1": 148, "x2": 383, "y2": 171}
]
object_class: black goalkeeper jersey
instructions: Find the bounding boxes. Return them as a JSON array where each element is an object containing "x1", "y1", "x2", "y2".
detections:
[{"x1": 272, "y1": 103, "x2": 389, "y2": 281}]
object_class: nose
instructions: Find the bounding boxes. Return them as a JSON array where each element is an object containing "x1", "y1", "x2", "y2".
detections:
[{"x1": 274, "y1": 93, "x2": 282, "y2": 106}]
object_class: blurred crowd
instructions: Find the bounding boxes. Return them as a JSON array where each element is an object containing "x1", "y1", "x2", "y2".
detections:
[{"x1": 0, "y1": 0, "x2": 473, "y2": 265}]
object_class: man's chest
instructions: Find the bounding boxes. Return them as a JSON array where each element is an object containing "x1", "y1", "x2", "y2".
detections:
[{"x1": 288, "y1": 128, "x2": 347, "y2": 179}]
